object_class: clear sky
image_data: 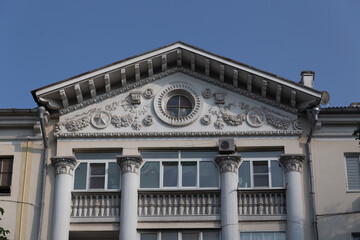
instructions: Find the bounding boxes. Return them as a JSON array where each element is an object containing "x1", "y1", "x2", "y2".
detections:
[{"x1": 1, "y1": 0, "x2": 359, "y2": 109}]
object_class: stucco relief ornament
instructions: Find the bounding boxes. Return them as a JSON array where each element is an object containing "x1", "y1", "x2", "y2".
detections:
[
  {"x1": 246, "y1": 108, "x2": 266, "y2": 128},
  {"x1": 202, "y1": 88, "x2": 213, "y2": 99},
  {"x1": 293, "y1": 120, "x2": 303, "y2": 130},
  {"x1": 54, "y1": 122, "x2": 63, "y2": 133},
  {"x1": 111, "y1": 114, "x2": 134, "y2": 127},
  {"x1": 222, "y1": 112, "x2": 245, "y2": 126},
  {"x1": 64, "y1": 116, "x2": 91, "y2": 132},
  {"x1": 214, "y1": 119, "x2": 225, "y2": 130},
  {"x1": 91, "y1": 111, "x2": 111, "y2": 129},
  {"x1": 143, "y1": 88, "x2": 154, "y2": 99},
  {"x1": 265, "y1": 112, "x2": 291, "y2": 130},
  {"x1": 143, "y1": 115, "x2": 154, "y2": 126},
  {"x1": 201, "y1": 115, "x2": 212, "y2": 125}
]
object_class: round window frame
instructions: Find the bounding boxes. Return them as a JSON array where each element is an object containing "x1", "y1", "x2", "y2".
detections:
[{"x1": 154, "y1": 83, "x2": 203, "y2": 126}]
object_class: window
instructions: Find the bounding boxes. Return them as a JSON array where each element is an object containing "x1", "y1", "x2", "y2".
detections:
[
  {"x1": 240, "y1": 232, "x2": 286, "y2": 240},
  {"x1": 238, "y1": 152, "x2": 284, "y2": 189},
  {"x1": 140, "y1": 151, "x2": 219, "y2": 189},
  {"x1": 0, "y1": 157, "x2": 13, "y2": 194},
  {"x1": 352, "y1": 232, "x2": 360, "y2": 240},
  {"x1": 166, "y1": 95, "x2": 193, "y2": 118},
  {"x1": 345, "y1": 155, "x2": 360, "y2": 190},
  {"x1": 73, "y1": 152, "x2": 121, "y2": 191},
  {"x1": 140, "y1": 231, "x2": 220, "y2": 240}
]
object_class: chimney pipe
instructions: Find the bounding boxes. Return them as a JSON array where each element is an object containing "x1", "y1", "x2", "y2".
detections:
[{"x1": 300, "y1": 71, "x2": 315, "y2": 88}]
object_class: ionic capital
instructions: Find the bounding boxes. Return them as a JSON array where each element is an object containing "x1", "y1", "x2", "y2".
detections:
[
  {"x1": 280, "y1": 154, "x2": 305, "y2": 173},
  {"x1": 215, "y1": 154, "x2": 241, "y2": 173},
  {"x1": 116, "y1": 155, "x2": 143, "y2": 174},
  {"x1": 51, "y1": 156, "x2": 77, "y2": 176}
]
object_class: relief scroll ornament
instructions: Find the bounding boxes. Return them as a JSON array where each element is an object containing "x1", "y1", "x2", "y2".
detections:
[
  {"x1": 201, "y1": 115, "x2": 212, "y2": 125},
  {"x1": 143, "y1": 115, "x2": 154, "y2": 126},
  {"x1": 202, "y1": 88, "x2": 213, "y2": 99},
  {"x1": 143, "y1": 88, "x2": 154, "y2": 99}
]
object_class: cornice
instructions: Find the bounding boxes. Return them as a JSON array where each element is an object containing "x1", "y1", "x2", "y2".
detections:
[
  {"x1": 58, "y1": 67, "x2": 298, "y2": 116},
  {"x1": 54, "y1": 130, "x2": 302, "y2": 138}
]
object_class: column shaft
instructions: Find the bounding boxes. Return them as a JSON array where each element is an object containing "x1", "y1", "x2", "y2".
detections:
[
  {"x1": 117, "y1": 155, "x2": 143, "y2": 240},
  {"x1": 280, "y1": 154, "x2": 305, "y2": 240},
  {"x1": 215, "y1": 154, "x2": 241, "y2": 240},
  {"x1": 50, "y1": 156, "x2": 77, "y2": 240}
]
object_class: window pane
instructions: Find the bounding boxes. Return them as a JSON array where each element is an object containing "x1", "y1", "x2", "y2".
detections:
[
  {"x1": 140, "y1": 162, "x2": 160, "y2": 188},
  {"x1": 203, "y1": 231, "x2": 220, "y2": 240},
  {"x1": 163, "y1": 162, "x2": 178, "y2": 187},
  {"x1": 90, "y1": 176, "x2": 105, "y2": 189},
  {"x1": 180, "y1": 108, "x2": 192, "y2": 117},
  {"x1": 182, "y1": 233, "x2": 198, "y2": 240},
  {"x1": 240, "y1": 151, "x2": 282, "y2": 158},
  {"x1": 238, "y1": 161, "x2": 251, "y2": 188},
  {"x1": 168, "y1": 108, "x2": 179, "y2": 118},
  {"x1": 167, "y1": 96, "x2": 180, "y2": 106},
  {"x1": 271, "y1": 161, "x2": 284, "y2": 187},
  {"x1": 346, "y1": 156, "x2": 360, "y2": 190},
  {"x1": 182, "y1": 151, "x2": 217, "y2": 158},
  {"x1": 108, "y1": 162, "x2": 120, "y2": 189},
  {"x1": 180, "y1": 95, "x2": 192, "y2": 107},
  {"x1": 141, "y1": 151, "x2": 178, "y2": 159},
  {"x1": 140, "y1": 233, "x2": 157, "y2": 240},
  {"x1": 75, "y1": 152, "x2": 120, "y2": 160},
  {"x1": 74, "y1": 163, "x2": 87, "y2": 190},
  {"x1": 162, "y1": 232, "x2": 178, "y2": 240},
  {"x1": 182, "y1": 162, "x2": 197, "y2": 187},
  {"x1": 254, "y1": 175, "x2": 269, "y2": 187},
  {"x1": 90, "y1": 163, "x2": 105, "y2": 175},
  {"x1": 0, "y1": 159, "x2": 12, "y2": 172},
  {"x1": 200, "y1": 161, "x2": 219, "y2": 187},
  {"x1": 253, "y1": 161, "x2": 268, "y2": 173}
]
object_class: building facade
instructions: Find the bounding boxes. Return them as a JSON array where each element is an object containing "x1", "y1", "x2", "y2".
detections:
[{"x1": 0, "y1": 42, "x2": 359, "y2": 240}]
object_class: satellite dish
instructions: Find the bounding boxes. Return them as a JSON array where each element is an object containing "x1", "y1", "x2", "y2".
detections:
[{"x1": 320, "y1": 91, "x2": 330, "y2": 105}]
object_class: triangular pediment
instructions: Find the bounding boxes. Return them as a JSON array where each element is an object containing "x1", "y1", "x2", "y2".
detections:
[
  {"x1": 54, "y1": 71, "x2": 302, "y2": 138},
  {"x1": 32, "y1": 42, "x2": 324, "y2": 116}
]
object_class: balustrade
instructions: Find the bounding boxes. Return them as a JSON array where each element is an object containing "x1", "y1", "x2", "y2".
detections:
[
  {"x1": 238, "y1": 190, "x2": 286, "y2": 216},
  {"x1": 71, "y1": 192, "x2": 121, "y2": 218},
  {"x1": 138, "y1": 190, "x2": 221, "y2": 216}
]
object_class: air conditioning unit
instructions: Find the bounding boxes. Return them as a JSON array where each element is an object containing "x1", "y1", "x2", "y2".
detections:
[{"x1": 218, "y1": 138, "x2": 235, "y2": 153}]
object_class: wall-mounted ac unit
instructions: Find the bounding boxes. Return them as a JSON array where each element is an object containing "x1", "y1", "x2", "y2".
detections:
[{"x1": 218, "y1": 138, "x2": 235, "y2": 153}]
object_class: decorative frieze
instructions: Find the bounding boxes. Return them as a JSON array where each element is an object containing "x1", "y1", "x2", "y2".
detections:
[
  {"x1": 215, "y1": 154, "x2": 241, "y2": 173},
  {"x1": 116, "y1": 155, "x2": 143, "y2": 174},
  {"x1": 279, "y1": 154, "x2": 305, "y2": 173},
  {"x1": 51, "y1": 156, "x2": 77, "y2": 176}
]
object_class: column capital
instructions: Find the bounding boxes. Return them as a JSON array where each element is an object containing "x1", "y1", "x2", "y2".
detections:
[
  {"x1": 215, "y1": 154, "x2": 241, "y2": 173},
  {"x1": 50, "y1": 156, "x2": 77, "y2": 176},
  {"x1": 280, "y1": 154, "x2": 305, "y2": 173},
  {"x1": 116, "y1": 155, "x2": 143, "y2": 174}
]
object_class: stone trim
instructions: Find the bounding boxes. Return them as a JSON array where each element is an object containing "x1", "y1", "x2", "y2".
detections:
[
  {"x1": 116, "y1": 155, "x2": 143, "y2": 174},
  {"x1": 215, "y1": 154, "x2": 241, "y2": 173},
  {"x1": 279, "y1": 154, "x2": 305, "y2": 173},
  {"x1": 54, "y1": 130, "x2": 303, "y2": 138},
  {"x1": 51, "y1": 156, "x2": 77, "y2": 176}
]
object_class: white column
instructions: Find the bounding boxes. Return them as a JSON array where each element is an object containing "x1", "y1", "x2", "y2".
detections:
[
  {"x1": 117, "y1": 155, "x2": 143, "y2": 240},
  {"x1": 280, "y1": 154, "x2": 305, "y2": 240},
  {"x1": 215, "y1": 154, "x2": 241, "y2": 240},
  {"x1": 50, "y1": 156, "x2": 77, "y2": 240}
]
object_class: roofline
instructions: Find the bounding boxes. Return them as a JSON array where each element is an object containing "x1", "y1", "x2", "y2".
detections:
[{"x1": 31, "y1": 41, "x2": 322, "y2": 99}]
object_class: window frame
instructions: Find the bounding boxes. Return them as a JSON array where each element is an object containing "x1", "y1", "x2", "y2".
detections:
[
  {"x1": 0, "y1": 156, "x2": 13, "y2": 195},
  {"x1": 73, "y1": 153, "x2": 121, "y2": 192},
  {"x1": 139, "y1": 230, "x2": 220, "y2": 240},
  {"x1": 345, "y1": 153, "x2": 360, "y2": 191},
  {"x1": 238, "y1": 152, "x2": 285, "y2": 189},
  {"x1": 140, "y1": 150, "x2": 220, "y2": 190}
]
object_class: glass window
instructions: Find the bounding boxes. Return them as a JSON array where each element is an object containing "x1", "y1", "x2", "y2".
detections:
[
  {"x1": 0, "y1": 157, "x2": 13, "y2": 194},
  {"x1": 352, "y1": 232, "x2": 360, "y2": 240},
  {"x1": 73, "y1": 152, "x2": 121, "y2": 191},
  {"x1": 140, "y1": 233, "x2": 157, "y2": 240},
  {"x1": 140, "y1": 150, "x2": 219, "y2": 189},
  {"x1": 140, "y1": 231, "x2": 219, "y2": 240},
  {"x1": 162, "y1": 232, "x2": 178, "y2": 240},
  {"x1": 166, "y1": 95, "x2": 193, "y2": 118},
  {"x1": 346, "y1": 155, "x2": 360, "y2": 190},
  {"x1": 240, "y1": 232, "x2": 286, "y2": 240},
  {"x1": 182, "y1": 162, "x2": 197, "y2": 187},
  {"x1": 140, "y1": 162, "x2": 160, "y2": 188},
  {"x1": 200, "y1": 161, "x2": 219, "y2": 187},
  {"x1": 238, "y1": 152, "x2": 284, "y2": 189},
  {"x1": 182, "y1": 233, "x2": 198, "y2": 240},
  {"x1": 163, "y1": 162, "x2": 178, "y2": 187}
]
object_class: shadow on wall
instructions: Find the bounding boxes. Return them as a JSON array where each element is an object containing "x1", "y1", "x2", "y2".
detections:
[{"x1": 317, "y1": 198, "x2": 360, "y2": 239}]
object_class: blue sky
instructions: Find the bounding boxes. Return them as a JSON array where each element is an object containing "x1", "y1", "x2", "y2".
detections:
[{"x1": 1, "y1": 0, "x2": 359, "y2": 108}]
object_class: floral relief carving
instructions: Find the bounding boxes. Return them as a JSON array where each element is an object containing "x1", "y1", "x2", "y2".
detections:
[
  {"x1": 64, "y1": 116, "x2": 91, "y2": 132},
  {"x1": 143, "y1": 115, "x2": 154, "y2": 126},
  {"x1": 111, "y1": 114, "x2": 134, "y2": 127},
  {"x1": 201, "y1": 115, "x2": 212, "y2": 125},
  {"x1": 143, "y1": 88, "x2": 154, "y2": 99},
  {"x1": 202, "y1": 88, "x2": 213, "y2": 99}
]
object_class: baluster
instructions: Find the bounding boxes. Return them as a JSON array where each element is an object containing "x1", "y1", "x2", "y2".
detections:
[
  {"x1": 201, "y1": 194, "x2": 206, "y2": 215},
  {"x1": 115, "y1": 195, "x2": 120, "y2": 217},
  {"x1": 72, "y1": 195, "x2": 77, "y2": 217},
  {"x1": 100, "y1": 195, "x2": 105, "y2": 217},
  {"x1": 196, "y1": 195, "x2": 201, "y2": 215},
  {"x1": 206, "y1": 194, "x2": 212, "y2": 215},
  {"x1": 79, "y1": 195, "x2": 84, "y2": 217},
  {"x1": 248, "y1": 194, "x2": 253, "y2": 215},
  {"x1": 143, "y1": 195, "x2": 148, "y2": 216},
  {"x1": 95, "y1": 195, "x2": 100, "y2": 216},
  {"x1": 149, "y1": 195, "x2": 155, "y2": 216},
  {"x1": 105, "y1": 195, "x2": 110, "y2": 217},
  {"x1": 185, "y1": 195, "x2": 190, "y2": 215},
  {"x1": 238, "y1": 192, "x2": 242, "y2": 215},
  {"x1": 161, "y1": 194, "x2": 166, "y2": 215},
  {"x1": 174, "y1": 195, "x2": 179, "y2": 215},
  {"x1": 156, "y1": 195, "x2": 161, "y2": 216},
  {"x1": 265, "y1": 193, "x2": 269, "y2": 215},
  {"x1": 258, "y1": 193, "x2": 263, "y2": 215},
  {"x1": 84, "y1": 195, "x2": 90, "y2": 217},
  {"x1": 179, "y1": 194, "x2": 185, "y2": 215},
  {"x1": 138, "y1": 194, "x2": 143, "y2": 216},
  {"x1": 168, "y1": 194, "x2": 173, "y2": 216},
  {"x1": 269, "y1": 193, "x2": 274, "y2": 215},
  {"x1": 190, "y1": 195, "x2": 195, "y2": 215}
]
